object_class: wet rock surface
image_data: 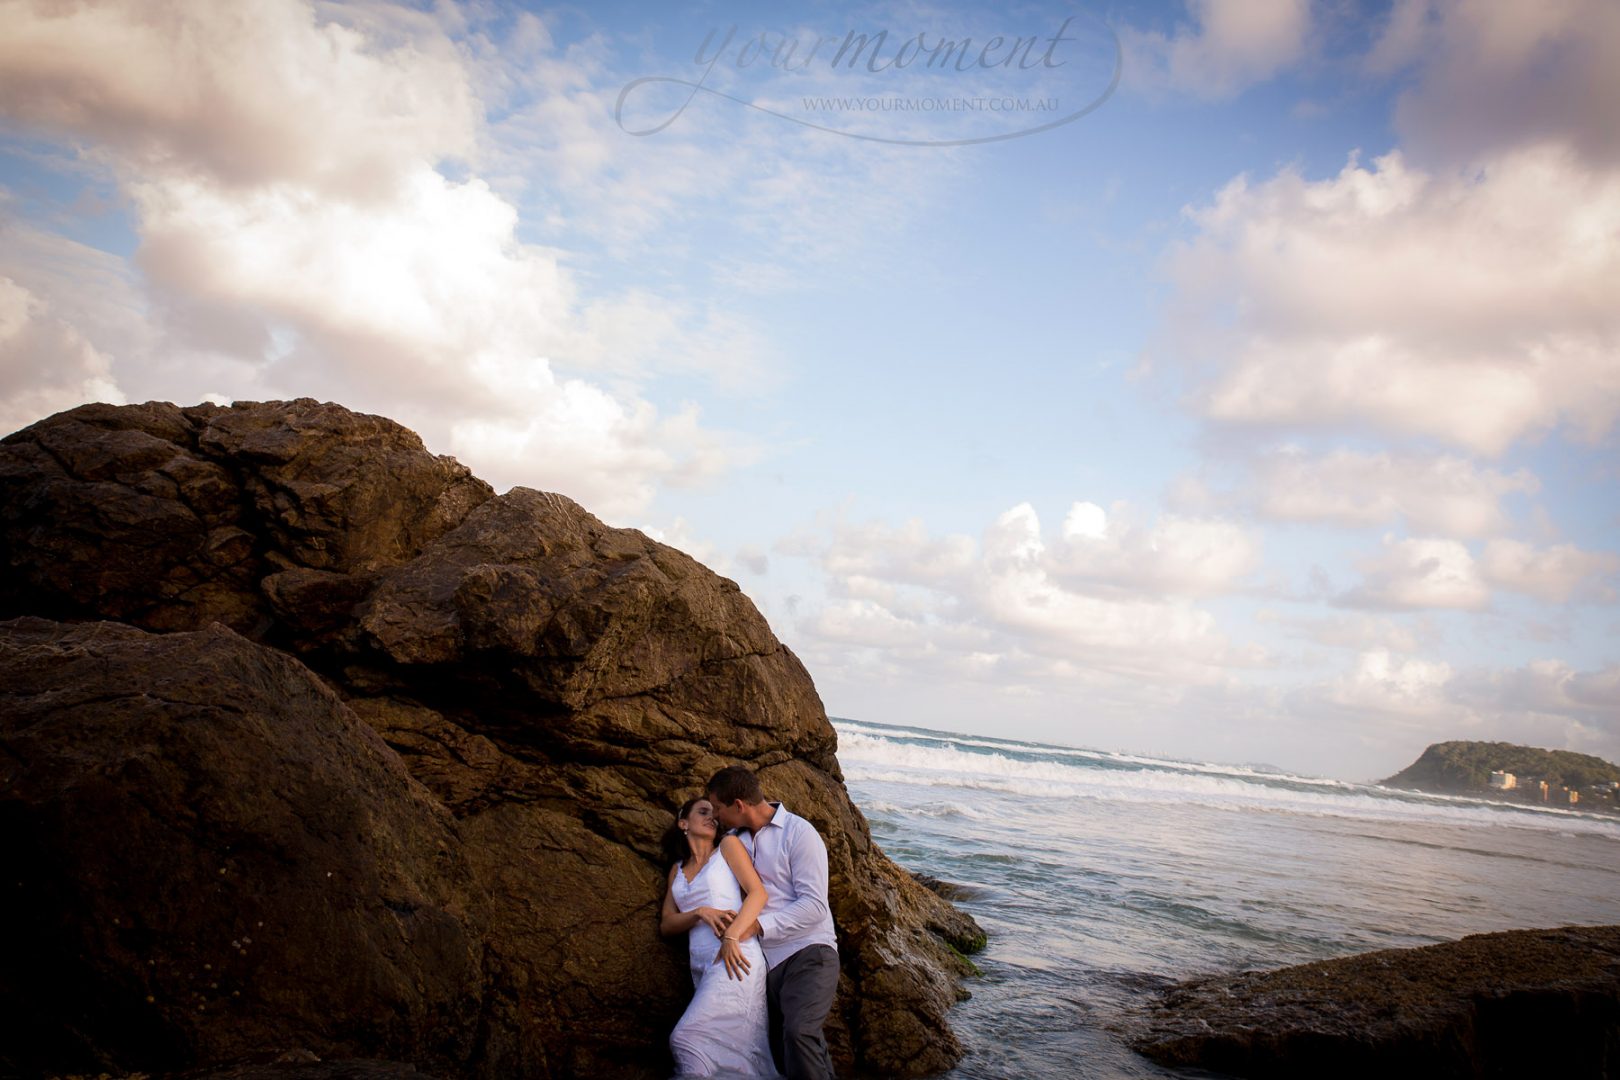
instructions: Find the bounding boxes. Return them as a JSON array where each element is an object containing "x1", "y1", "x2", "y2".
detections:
[
  {"x1": 50, "y1": 1057, "x2": 445, "y2": 1080},
  {"x1": 1131, "y1": 925, "x2": 1620, "y2": 1078},
  {"x1": 1, "y1": 400, "x2": 984, "y2": 1079}
]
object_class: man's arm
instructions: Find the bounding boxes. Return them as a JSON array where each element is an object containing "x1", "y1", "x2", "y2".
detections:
[{"x1": 754, "y1": 821, "x2": 830, "y2": 941}]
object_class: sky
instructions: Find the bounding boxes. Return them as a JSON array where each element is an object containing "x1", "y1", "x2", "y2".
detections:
[{"x1": 1, "y1": 0, "x2": 1617, "y2": 781}]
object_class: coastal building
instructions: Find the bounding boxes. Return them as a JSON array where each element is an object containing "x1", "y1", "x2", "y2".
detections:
[{"x1": 1489, "y1": 771, "x2": 1517, "y2": 790}]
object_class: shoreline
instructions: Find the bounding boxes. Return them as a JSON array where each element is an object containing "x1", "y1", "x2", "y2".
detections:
[{"x1": 1381, "y1": 782, "x2": 1620, "y2": 818}]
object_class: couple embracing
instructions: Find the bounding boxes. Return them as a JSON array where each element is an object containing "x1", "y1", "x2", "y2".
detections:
[{"x1": 660, "y1": 765, "x2": 839, "y2": 1080}]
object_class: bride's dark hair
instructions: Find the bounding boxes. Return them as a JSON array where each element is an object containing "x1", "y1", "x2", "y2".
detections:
[{"x1": 660, "y1": 797, "x2": 702, "y2": 868}]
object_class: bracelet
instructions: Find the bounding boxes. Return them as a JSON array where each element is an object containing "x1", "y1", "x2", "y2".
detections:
[{"x1": 722, "y1": 935, "x2": 740, "y2": 943}]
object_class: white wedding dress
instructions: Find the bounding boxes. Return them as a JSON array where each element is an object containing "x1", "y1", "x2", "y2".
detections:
[{"x1": 668, "y1": 853, "x2": 780, "y2": 1080}]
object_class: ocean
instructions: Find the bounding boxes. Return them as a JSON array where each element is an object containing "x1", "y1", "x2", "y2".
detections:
[{"x1": 832, "y1": 719, "x2": 1620, "y2": 1079}]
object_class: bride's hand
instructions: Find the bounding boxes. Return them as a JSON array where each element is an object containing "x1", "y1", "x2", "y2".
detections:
[
  {"x1": 696, "y1": 907, "x2": 736, "y2": 938},
  {"x1": 718, "y1": 936, "x2": 752, "y2": 980}
]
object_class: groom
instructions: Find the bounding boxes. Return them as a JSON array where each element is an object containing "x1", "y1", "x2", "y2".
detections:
[{"x1": 706, "y1": 764, "x2": 839, "y2": 1080}]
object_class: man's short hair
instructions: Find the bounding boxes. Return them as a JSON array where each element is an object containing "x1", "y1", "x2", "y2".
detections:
[{"x1": 707, "y1": 764, "x2": 765, "y2": 805}]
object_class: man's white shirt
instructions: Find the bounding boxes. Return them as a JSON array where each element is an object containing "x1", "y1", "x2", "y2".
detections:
[{"x1": 737, "y1": 802, "x2": 838, "y2": 968}]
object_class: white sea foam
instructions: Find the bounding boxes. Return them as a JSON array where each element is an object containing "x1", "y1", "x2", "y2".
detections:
[
  {"x1": 835, "y1": 720, "x2": 1354, "y2": 790},
  {"x1": 858, "y1": 798, "x2": 991, "y2": 821},
  {"x1": 835, "y1": 723, "x2": 1620, "y2": 1077},
  {"x1": 834, "y1": 724, "x2": 1620, "y2": 838}
]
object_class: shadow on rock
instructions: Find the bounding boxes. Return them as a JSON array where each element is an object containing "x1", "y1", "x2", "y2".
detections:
[{"x1": 1, "y1": 399, "x2": 985, "y2": 1080}]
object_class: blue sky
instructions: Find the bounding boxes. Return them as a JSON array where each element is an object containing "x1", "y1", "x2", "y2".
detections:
[{"x1": 3, "y1": 0, "x2": 1617, "y2": 780}]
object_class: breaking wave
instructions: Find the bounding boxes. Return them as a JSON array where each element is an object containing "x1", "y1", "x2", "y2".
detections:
[{"x1": 833, "y1": 721, "x2": 1620, "y2": 838}]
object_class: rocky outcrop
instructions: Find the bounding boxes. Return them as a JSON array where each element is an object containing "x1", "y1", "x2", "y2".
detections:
[
  {"x1": 53, "y1": 1058, "x2": 447, "y2": 1080},
  {"x1": 1131, "y1": 925, "x2": 1620, "y2": 1078},
  {"x1": 0, "y1": 400, "x2": 983, "y2": 1080},
  {"x1": 1383, "y1": 740, "x2": 1620, "y2": 794},
  {"x1": 3, "y1": 618, "x2": 485, "y2": 1077}
]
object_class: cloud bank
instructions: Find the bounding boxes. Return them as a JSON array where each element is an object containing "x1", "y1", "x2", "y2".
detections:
[{"x1": 0, "y1": 0, "x2": 743, "y2": 518}]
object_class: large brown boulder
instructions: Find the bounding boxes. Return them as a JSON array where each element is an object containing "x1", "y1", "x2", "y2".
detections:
[
  {"x1": 0, "y1": 400, "x2": 982, "y2": 1079},
  {"x1": 1131, "y1": 925, "x2": 1620, "y2": 1078},
  {"x1": 2, "y1": 618, "x2": 485, "y2": 1078}
]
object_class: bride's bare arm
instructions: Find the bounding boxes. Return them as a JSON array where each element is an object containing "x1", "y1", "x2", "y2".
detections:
[
  {"x1": 661, "y1": 864, "x2": 697, "y2": 935},
  {"x1": 660, "y1": 863, "x2": 734, "y2": 937},
  {"x1": 716, "y1": 835, "x2": 769, "y2": 978}
]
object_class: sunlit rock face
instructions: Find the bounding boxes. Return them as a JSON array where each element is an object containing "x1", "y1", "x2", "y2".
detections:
[{"x1": 0, "y1": 399, "x2": 982, "y2": 1080}]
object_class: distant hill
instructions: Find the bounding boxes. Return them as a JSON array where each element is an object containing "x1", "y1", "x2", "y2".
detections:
[{"x1": 1382, "y1": 740, "x2": 1620, "y2": 793}]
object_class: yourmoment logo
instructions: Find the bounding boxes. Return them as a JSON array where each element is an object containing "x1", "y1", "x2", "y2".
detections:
[
  {"x1": 615, "y1": 10, "x2": 1121, "y2": 146},
  {"x1": 803, "y1": 96, "x2": 1063, "y2": 112}
]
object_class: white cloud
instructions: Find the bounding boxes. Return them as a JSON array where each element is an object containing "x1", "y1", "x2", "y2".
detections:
[
  {"x1": 1335, "y1": 536, "x2": 1618, "y2": 610},
  {"x1": 1123, "y1": 0, "x2": 1311, "y2": 98},
  {"x1": 1340, "y1": 535, "x2": 1489, "y2": 611},
  {"x1": 782, "y1": 517, "x2": 977, "y2": 589},
  {"x1": 803, "y1": 598, "x2": 984, "y2": 654},
  {"x1": 131, "y1": 167, "x2": 572, "y2": 388},
  {"x1": 449, "y1": 393, "x2": 737, "y2": 521},
  {"x1": 979, "y1": 503, "x2": 1231, "y2": 665},
  {"x1": 1259, "y1": 610, "x2": 1432, "y2": 654},
  {"x1": 0, "y1": 275, "x2": 125, "y2": 435},
  {"x1": 1250, "y1": 447, "x2": 1538, "y2": 537},
  {"x1": 1567, "y1": 665, "x2": 1620, "y2": 712},
  {"x1": 0, "y1": 212, "x2": 154, "y2": 350},
  {"x1": 787, "y1": 502, "x2": 1265, "y2": 694},
  {"x1": 637, "y1": 516, "x2": 727, "y2": 572},
  {"x1": 1480, "y1": 539, "x2": 1620, "y2": 604},
  {"x1": 0, "y1": 0, "x2": 749, "y2": 519},
  {"x1": 1046, "y1": 500, "x2": 1261, "y2": 596},
  {"x1": 1370, "y1": 0, "x2": 1620, "y2": 167},
  {"x1": 785, "y1": 502, "x2": 1620, "y2": 777},
  {"x1": 1274, "y1": 652, "x2": 1620, "y2": 778},
  {"x1": 0, "y1": 216, "x2": 154, "y2": 434},
  {"x1": 127, "y1": 161, "x2": 733, "y2": 516},
  {"x1": 1324, "y1": 648, "x2": 1454, "y2": 717},
  {"x1": 1454, "y1": 658, "x2": 1620, "y2": 717},
  {"x1": 0, "y1": 0, "x2": 478, "y2": 196},
  {"x1": 1448, "y1": 659, "x2": 1620, "y2": 753},
  {"x1": 1167, "y1": 145, "x2": 1620, "y2": 455}
]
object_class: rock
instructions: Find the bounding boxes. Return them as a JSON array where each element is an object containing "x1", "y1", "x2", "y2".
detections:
[
  {"x1": 1130, "y1": 925, "x2": 1620, "y2": 1078},
  {"x1": 1382, "y1": 740, "x2": 1620, "y2": 794},
  {"x1": 0, "y1": 400, "x2": 984, "y2": 1080},
  {"x1": 910, "y1": 872, "x2": 983, "y2": 904},
  {"x1": 167, "y1": 1058, "x2": 447, "y2": 1080},
  {"x1": 0, "y1": 400, "x2": 490, "y2": 635},
  {"x1": 1, "y1": 618, "x2": 485, "y2": 1080},
  {"x1": 174, "y1": 1066, "x2": 441, "y2": 1080}
]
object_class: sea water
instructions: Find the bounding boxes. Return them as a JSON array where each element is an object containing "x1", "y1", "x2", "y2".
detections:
[{"x1": 833, "y1": 719, "x2": 1620, "y2": 1079}]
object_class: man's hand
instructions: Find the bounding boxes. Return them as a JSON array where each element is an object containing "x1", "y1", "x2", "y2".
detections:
[
  {"x1": 718, "y1": 937, "x2": 752, "y2": 980},
  {"x1": 695, "y1": 907, "x2": 736, "y2": 938}
]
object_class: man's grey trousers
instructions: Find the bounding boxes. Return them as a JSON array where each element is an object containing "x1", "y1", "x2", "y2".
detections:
[{"x1": 766, "y1": 944, "x2": 839, "y2": 1080}]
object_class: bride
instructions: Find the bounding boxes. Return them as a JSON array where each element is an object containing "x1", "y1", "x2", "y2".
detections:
[{"x1": 660, "y1": 797, "x2": 780, "y2": 1079}]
